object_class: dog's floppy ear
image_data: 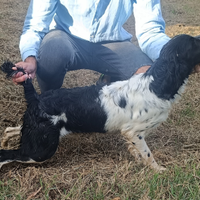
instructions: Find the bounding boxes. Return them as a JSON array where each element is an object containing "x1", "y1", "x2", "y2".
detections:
[
  {"x1": 159, "y1": 35, "x2": 182, "y2": 61},
  {"x1": 160, "y1": 35, "x2": 200, "y2": 65},
  {"x1": 179, "y1": 37, "x2": 200, "y2": 66}
]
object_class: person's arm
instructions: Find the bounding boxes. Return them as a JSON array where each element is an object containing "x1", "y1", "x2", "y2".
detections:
[
  {"x1": 13, "y1": 0, "x2": 58, "y2": 84},
  {"x1": 133, "y1": 0, "x2": 170, "y2": 61},
  {"x1": 20, "y1": 0, "x2": 58, "y2": 61}
]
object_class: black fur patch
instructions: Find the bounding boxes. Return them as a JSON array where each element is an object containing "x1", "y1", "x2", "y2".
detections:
[
  {"x1": 1, "y1": 61, "x2": 25, "y2": 78},
  {"x1": 145, "y1": 35, "x2": 200, "y2": 100},
  {"x1": 39, "y1": 85, "x2": 107, "y2": 133},
  {"x1": 0, "y1": 61, "x2": 108, "y2": 166},
  {"x1": 118, "y1": 96, "x2": 127, "y2": 108}
]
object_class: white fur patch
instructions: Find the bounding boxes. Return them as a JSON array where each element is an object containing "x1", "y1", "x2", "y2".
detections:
[
  {"x1": 18, "y1": 158, "x2": 37, "y2": 163},
  {"x1": 51, "y1": 113, "x2": 67, "y2": 125},
  {"x1": 99, "y1": 74, "x2": 178, "y2": 136},
  {"x1": 59, "y1": 127, "x2": 70, "y2": 138},
  {"x1": 0, "y1": 158, "x2": 37, "y2": 169},
  {"x1": 172, "y1": 79, "x2": 187, "y2": 104},
  {"x1": 0, "y1": 160, "x2": 12, "y2": 169}
]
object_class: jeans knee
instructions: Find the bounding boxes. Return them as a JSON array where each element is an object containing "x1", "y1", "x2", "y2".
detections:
[{"x1": 38, "y1": 30, "x2": 75, "y2": 73}]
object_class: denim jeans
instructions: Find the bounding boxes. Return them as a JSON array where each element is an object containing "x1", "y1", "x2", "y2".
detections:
[{"x1": 37, "y1": 30, "x2": 153, "y2": 92}]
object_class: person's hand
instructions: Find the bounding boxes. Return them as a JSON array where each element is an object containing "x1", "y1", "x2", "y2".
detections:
[
  {"x1": 12, "y1": 56, "x2": 37, "y2": 85},
  {"x1": 194, "y1": 64, "x2": 200, "y2": 73},
  {"x1": 135, "y1": 65, "x2": 151, "y2": 74}
]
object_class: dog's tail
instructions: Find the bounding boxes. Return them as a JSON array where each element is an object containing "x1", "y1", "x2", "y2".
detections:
[{"x1": 0, "y1": 61, "x2": 38, "y2": 104}]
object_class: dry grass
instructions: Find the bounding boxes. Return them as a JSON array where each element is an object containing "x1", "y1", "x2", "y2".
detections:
[{"x1": 1, "y1": 0, "x2": 200, "y2": 199}]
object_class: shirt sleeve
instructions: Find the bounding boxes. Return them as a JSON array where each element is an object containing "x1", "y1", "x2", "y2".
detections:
[
  {"x1": 133, "y1": 0, "x2": 170, "y2": 61},
  {"x1": 19, "y1": 0, "x2": 58, "y2": 61}
]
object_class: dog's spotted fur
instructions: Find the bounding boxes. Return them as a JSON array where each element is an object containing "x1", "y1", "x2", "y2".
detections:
[{"x1": 1, "y1": 34, "x2": 200, "y2": 170}]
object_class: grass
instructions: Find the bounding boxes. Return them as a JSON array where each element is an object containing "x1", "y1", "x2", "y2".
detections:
[
  {"x1": 147, "y1": 165, "x2": 200, "y2": 200},
  {"x1": 0, "y1": 179, "x2": 22, "y2": 199},
  {"x1": 1, "y1": 163, "x2": 200, "y2": 200}
]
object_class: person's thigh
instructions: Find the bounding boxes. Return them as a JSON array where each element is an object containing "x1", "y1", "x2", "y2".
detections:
[
  {"x1": 37, "y1": 30, "x2": 92, "y2": 92},
  {"x1": 90, "y1": 40, "x2": 153, "y2": 81},
  {"x1": 37, "y1": 30, "x2": 153, "y2": 92},
  {"x1": 37, "y1": 30, "x2": 74, "y2": 92}
]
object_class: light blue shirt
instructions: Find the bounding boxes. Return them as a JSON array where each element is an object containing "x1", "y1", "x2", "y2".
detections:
[{"x1": 20, "y1": 0, "x2": 170, "y2": 61}]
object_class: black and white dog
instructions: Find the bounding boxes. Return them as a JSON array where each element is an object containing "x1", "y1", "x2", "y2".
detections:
[{"x1": 1, "y1": 34, "x2": 200, "y2": 171}]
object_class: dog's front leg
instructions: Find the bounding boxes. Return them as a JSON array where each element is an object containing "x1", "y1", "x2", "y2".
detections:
[{"x1": 122, "y1": 130, "x2": 166, "y2": 171}]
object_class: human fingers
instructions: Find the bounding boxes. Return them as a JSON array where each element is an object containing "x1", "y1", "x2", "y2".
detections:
[
  {"x1": 12, "y1": 73, "x2": 28, "y2": 85},
  {"x1": 135, "y1": 65, "x2": 151, "y2": 74},
  {"x1": 14, "y1": 62, "x2": 36, "y2": 79},
  {"x1": 14, "y1": 62, "x2": 29, "y2": 72}
]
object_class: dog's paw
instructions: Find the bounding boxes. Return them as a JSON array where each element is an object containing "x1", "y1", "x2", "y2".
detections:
[
  {"x1": 150, "y1": 161, "x2": 166, "y2": 172},
  {"x1": 155, "y1": 165, "x2": 166, "y2": 172},
  {"x1": 1, "y1": 126, "x2": 21, "y2": 149}
]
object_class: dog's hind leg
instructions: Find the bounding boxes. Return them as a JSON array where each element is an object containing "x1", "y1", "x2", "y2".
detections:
[
  {"x1": 1, "y1": 126, "x2": 21, "y2": 149},
  {"x1": 122, "y1": 130, "x2": 166, "y2": 171},
  {"x1": 0, "y1": 149, "x2": 37, "y2": 168},
  {"x1": 0, "y1": 131, "x2": 59, "y2": 168},
  {"x1": 0, "y1": 144, "x2": 56, "y2": 168}
]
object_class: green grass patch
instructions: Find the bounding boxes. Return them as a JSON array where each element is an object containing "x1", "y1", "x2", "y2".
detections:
[
  {"x1": 0, "y1": 178, "x2": 22, "y2": 199},
  {"x1": 1, "y1": 163, "x2": 200, "y2": 199}
]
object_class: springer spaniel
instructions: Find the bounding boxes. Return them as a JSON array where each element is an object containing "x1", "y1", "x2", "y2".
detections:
[{"x1": 1, "y1": 34, "x2": 200, "y2": 171}]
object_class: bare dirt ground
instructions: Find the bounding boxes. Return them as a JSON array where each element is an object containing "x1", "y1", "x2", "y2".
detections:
[{"x1": 0, "y1": 0, "x2": 200, "y2": 199}]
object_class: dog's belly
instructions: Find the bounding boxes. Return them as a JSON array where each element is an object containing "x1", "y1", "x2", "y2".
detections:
[{"x1": 104, "y1": 104, "x2": 169, "y2": 135}]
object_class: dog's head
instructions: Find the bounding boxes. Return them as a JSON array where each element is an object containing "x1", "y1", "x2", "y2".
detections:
[
  {"x1": 147, "y1": 35, "x2": 200, "y2": 100},
  {"x1": 160, "y1": 34, "x2": 200, "y2": 67}
]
